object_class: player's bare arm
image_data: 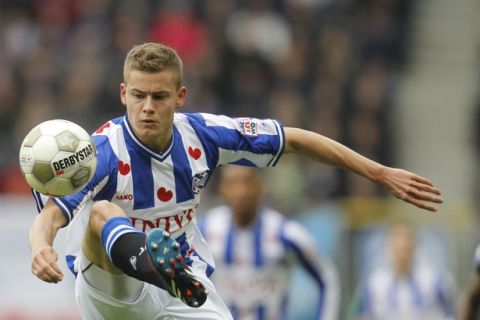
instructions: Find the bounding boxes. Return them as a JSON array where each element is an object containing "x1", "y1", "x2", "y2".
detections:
[
  {"x1": 283, "y1": 127, "x2": 443, "y2": 211},
  {"x1": 29, "y1": 199, "x2": 67, "y2": 283}
]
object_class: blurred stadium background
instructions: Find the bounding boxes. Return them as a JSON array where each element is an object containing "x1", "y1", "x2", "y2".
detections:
[{"x1": 0, "y1": 0, "x2": 479, "y2": 319}]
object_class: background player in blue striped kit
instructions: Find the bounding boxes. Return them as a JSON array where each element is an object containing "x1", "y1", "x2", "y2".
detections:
[
  {"x1": 28, "y1": 42, "x2": 443, "y2": 320},
  {"x1": 200, "y1": 165, "x2": 340, "y2": 320},
  {"x1": 459, "y1": 244, "x2": 480, "y2": 319},
  {"x1": 355, "y1": 222, "x2": 456, "y2": 320}
]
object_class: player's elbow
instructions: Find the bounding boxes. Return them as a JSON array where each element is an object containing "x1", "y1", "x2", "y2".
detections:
[{"x1": 284, "y1": 127, "x2": 306, "y2": 154}]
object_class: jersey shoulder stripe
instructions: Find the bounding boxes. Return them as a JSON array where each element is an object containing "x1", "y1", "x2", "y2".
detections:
[
  {"x1": 183, "y1": 113, "x2": 219, "y2": 170},
  {"x1": 171, "y1": 125, "x2": 195, "y2": 202},
  {"x1": 184, "y1": 112, "x2": 285, "y2": 168}
]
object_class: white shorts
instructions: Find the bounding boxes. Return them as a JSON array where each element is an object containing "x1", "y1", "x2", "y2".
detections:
[{"x1": 74, "y1": 225, "x2": 232, "y2": 320}]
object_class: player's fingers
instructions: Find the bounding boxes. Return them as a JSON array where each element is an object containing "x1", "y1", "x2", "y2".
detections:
[
  {"x1": 48, "y1": 255, "x2": 64, "y2": 276},
  {"x1": 407, "y1": 187, "x2": 443, "y2": 204},
  {"x1": 32, "y1": 258, "x2": 63, "y2": 283},
  {"x1": 32, "y1": 264, "x2": 62, "y2": 283},
  {"x1": 40, "y1": 247, "x2": 63, "y2": 276},
  {"x1": 33, "y1": 269, "x2": 59, "y2": 283},
  {"x1": 404, "y1": 196, "x2": 437, "y2": 212},
  {"x1": 410, "y1": 181, "x2": 442, "y2": 195},
  {"x1": 37, "y1": 266, "x2": 63, "y2": 283},
  {"x1": 412, "y1": 175, "x2": 434, "y2": 186}
]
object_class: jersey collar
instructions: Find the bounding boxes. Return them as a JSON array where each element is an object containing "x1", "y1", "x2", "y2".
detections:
[{"x1": 122, "y1": 116, "x2": 174, "y2": 162}]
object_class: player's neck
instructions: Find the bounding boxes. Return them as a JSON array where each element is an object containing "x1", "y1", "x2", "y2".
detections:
[
  {"x1": 232, "y1": 208, "x2": 258, "y2": 229},
  {"x1": 394, "y1": 263, "x2": 412, "y2": 278},
  {"x1": 143, "y1": 128, "x2": 173, "y2": 153}
]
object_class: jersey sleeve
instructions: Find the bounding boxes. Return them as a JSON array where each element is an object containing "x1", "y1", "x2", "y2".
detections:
[
  {"x1": 185, "y1": 113, "x2": 285, "y2": 169},
  {"x1": 52, "y1": 135, "x2": 119, "y2": 225},
  {"x1": 280, "y1": 220, "x2": 340, "y2": 320}
]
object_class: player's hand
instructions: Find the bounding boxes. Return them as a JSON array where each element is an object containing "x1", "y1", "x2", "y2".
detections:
[
  {"x1": 377, "y1": 167, "x2": 443, "y2": 212},
  {"x1": 31, "y1": 245, "x2": 64, "y2": 283}
]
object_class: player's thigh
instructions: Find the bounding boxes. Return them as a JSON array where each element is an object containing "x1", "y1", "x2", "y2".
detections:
[{"x1": 75, "y1": 256, "x2": 160, "y2": 320}]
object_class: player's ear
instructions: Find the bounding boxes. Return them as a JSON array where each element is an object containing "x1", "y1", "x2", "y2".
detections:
[
  {"x1": 120, "y1": 83, "x2": 127, "y2": 106},
  {"x1": 176, "y1": 86, "x2": 187, "y2": 110}
]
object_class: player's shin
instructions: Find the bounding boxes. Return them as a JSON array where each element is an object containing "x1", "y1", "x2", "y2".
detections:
[
  {"x1": 100, "y1": 217, "x2": 208, "y2": 307},
  {"x1": 101, "y1": 217, "x2": 170, "y2": 291}
]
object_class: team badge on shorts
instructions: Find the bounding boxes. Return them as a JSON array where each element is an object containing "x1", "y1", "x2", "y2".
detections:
[{"x1": 236, "y1": 118, "x2": 258, "y2": 136}]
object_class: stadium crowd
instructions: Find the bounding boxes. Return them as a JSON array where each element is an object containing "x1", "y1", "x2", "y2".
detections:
[{"x1": 0, "y1": 0, "x2": 413, "y2": 210}]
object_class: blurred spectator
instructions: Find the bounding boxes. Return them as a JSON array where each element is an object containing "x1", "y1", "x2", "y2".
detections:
[
  {"x1": 228, "y1": 55, "x2": 273, "y2": 118},
  {"x1": 225, "y1": 0, "x2": 292, "y2": 64},
  {"x1": 149, "y1": 1, "x2": 208, "y2": 66},
  {"x1": 355, "y1": 222, "x2": 457, "y2": 320}
]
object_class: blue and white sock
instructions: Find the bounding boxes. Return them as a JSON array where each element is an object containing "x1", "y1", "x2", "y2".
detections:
[
  {"x1": 101, "y1": 216, "x2": 142, "y2": 261},
  {"x1": 100, "y1": 216, "x2": 169, "y2": 290}
]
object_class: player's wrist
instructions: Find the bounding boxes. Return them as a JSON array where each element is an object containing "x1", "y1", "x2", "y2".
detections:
[
  {"x1": 31, "y1": 243, "x2": 53, "y2": 256},
  {"x1": 367, "y1": 164, "x2": 388, "y2": 184}
]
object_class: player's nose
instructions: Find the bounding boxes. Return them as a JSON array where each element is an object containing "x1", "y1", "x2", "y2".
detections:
[{"x1": 142, "y1": 96, "x2": 155, "y2": 112}]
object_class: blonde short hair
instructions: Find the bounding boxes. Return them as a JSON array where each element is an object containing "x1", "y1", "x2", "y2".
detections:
[{"x1": 123, "y1": 42, "x2": 183, "y2": 88}]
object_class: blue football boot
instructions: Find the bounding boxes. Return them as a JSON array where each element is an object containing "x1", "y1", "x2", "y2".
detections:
[{"x1": 146, "y1": 228, "x2": 208, "y2": 308}]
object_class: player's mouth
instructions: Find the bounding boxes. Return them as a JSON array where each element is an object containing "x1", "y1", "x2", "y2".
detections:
[{"x1": 140, "y1": 119, "x2": 157, "y2": 125}]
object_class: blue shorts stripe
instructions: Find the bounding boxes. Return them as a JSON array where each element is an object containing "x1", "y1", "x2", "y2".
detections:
[{"x1": 66, "y1": 255, "x2": 77, "y2": 276}]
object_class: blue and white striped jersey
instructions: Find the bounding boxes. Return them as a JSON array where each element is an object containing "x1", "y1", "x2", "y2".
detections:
[
  {"x1": 199, "y1": 205, "x2": 340, "y2": 320},
  {"x1": 33, "y1": 112, "x2": 285, "y2": 275},
  {"x1": 356, "y1": 264, "x2": 456, "y2": 320}
]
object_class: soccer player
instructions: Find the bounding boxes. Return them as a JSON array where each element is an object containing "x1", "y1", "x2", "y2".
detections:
[
  {"x1": 355, "y1": 222, "x2": 456, "y2": 320},
  {"x1": 29, "y1": 42, "x2": 443, "y2": 320},
  {"x1": 459, "y1": 244, "x2": 480, "y2": 320},
  {"x1": 200, "y1": 165, "x2": 340, "y2": 319}
]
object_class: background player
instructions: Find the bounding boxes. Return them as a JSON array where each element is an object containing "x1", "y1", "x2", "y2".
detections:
[
  {"x1": 200, "y1": 165, "x2": 340, "y2": 319},
  {"x1": 29, "y1": 42, "x2": 443, "y2": 319},
  {"x1": 459, "y1": 244, "x2": 480, "y2": 320},
  {"x1": 355, "y1": 222, "x2": 456, "y2": 320}
]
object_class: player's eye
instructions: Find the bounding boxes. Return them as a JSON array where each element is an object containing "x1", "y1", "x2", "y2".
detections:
[
  {"x1": 153, "y1": 93, "x2": 168, "y2": 100},
  {"x1": 132, "y1": 92, "x2": 144, "y2": 99}
]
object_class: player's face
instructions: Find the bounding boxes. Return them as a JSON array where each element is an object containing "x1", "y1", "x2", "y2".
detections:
[
  {"x1": 219, "y1": 166, "x2": 264, "y2": 225},
  {"x1": 120, "y1": 69, "x2": 186, "y2": 151},
  {"x1": 389, "y1": 225, "x2": 415, "y2": 274}
]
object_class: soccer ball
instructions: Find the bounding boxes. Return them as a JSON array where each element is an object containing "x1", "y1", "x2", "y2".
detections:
[{"x1": 19, "y1": 119, "x2": 97, "y2": 196}]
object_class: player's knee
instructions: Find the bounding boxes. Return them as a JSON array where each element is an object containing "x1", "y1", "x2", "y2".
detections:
[{"x1": 89, "y1": 200, "x2": 125, "y2": 231}]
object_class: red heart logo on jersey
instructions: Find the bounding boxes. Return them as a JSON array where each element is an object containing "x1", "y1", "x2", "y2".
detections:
[
  {"x1": 118, "y1": 160, "x2": 131, "y2": 175},
  {"x1": 157, "y1": 187, "x2": 173, "y2": 202},
  {"x1": 96, "y1": 122, "x2": 110, "y2": 134},
  {"x1": 188, "y1": 147, "x2": 201, "y2": 160}
]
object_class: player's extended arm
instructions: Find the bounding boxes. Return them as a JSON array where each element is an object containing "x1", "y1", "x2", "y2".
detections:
[
  {"x1": 29, "y1": 199, "x2": 67, "y2": 283},
  {"x1": 284, "y1": 127, "x2": 443, "y2": 211}
]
